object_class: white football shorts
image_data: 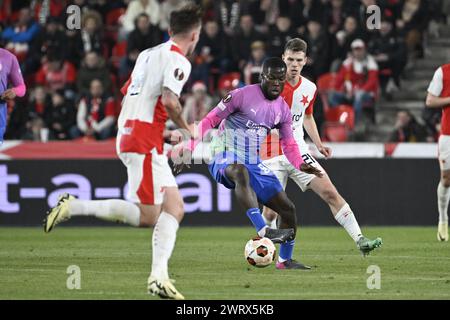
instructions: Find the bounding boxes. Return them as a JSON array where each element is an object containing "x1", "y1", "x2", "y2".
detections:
[
  {"x1": 118, "y1": 152, "x2": 177, "y2": 205},
  {"x1": 263, "y1": 153, "x2": 324, "y2": 192},
  {"x1": 438, "y1": 135, "x2": 450, "y2": 171}
]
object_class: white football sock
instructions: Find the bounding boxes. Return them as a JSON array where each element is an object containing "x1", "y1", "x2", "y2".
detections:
[
  {"x1": 270, "y1": 218, "x2": 277, "y2": 229},
  {"x1": 257, "y1": 226, "x2": 268, "y2": 237},
  {"x1": 334, "y1": 203, "x2": 362, "y2": 242},
  {"x1": 68, "y1": 199, "x2": 140, "y2": 227},
  {"x1": 262, "y1": 214, "x2": 278, "y2": 229},
  {"x1": 437, "y1": 182, "x2": 450, "y2": 223},
  {"x1": 151, "y1": 212, "x2": 179, "y2": 280}
]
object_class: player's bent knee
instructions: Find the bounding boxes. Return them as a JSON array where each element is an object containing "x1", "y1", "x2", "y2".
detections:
[
  {"x1": 139, "y1": 212, "x2": 157, "y2": 227},
  {"x1": 442, "y1": 172, "x2": 450, "y2": 188},
  {"x1": 162, "y1": 187, "x2": 185, "y2": 223},
  {"x1": 284, "y1": 200, "x2": 296, "y2": 215},
  {"x1": 168, "y1": 208, "x2": 184, "y2": 223},
  {"x1": 278, "y1": 202, "x2": 297, "y2": 227},
  {"x1": 137, "y1": 204, "x2": 161, "y2": 227},
  {"x1": 276, "y1": 204, "x2": 295, "y2": 218},
  {"x1": 163, "y1": 199, "x2": 184, "y2": 216},
  {"x1": 321, "y1": 187, "x2": 340, "y2": 205}
]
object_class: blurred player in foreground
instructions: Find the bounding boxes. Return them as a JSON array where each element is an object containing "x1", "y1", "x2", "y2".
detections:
[
  {"x1": 426, "y1": 62, "x2": 450, "y2": 241},
  {"x1": 262, "y1": 39, "x2": 382, "y2": 256},
  {"x1": 0, "y1": 48, "x2": 26, "y2": 144},
  {"x1": 176, "y1": 57, "x2": 323, "y2": 269},
  {"x1": 44, "y1": 3, "x2": 203, "y2": 299}
]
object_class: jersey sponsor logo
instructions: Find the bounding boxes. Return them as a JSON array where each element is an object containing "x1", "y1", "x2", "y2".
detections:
[
  {"x1": 292, "y1": 112, "x2": 303, "y2": 122},
  {"x1": 245, "y1": 120, "x2": 270, "y2": 136},
  {"x1": 246, "y1": 120, "x2": 269, "y2": 130},
  {"x1": 222, "y1": 93, "x2": 232, "y2": 104},
  {"x1": 250, "y1": 108, "x2": 257, "y2": 115},
  {"x1": 174, "y1": 68, "x2": 184, "y2": 81}
]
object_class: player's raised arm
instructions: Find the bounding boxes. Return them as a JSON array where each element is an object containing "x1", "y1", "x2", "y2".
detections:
[
  {"x1": 173, "y1": 89, "x2": 242, "y2": 173},
  {"x1": 187, "y1": 88, "x2": 243, "y2": 151}
]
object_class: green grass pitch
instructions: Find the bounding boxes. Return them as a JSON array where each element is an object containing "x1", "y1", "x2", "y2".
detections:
[{"x1": 0, "y1": 226, "x2": 449, "y2": 300}]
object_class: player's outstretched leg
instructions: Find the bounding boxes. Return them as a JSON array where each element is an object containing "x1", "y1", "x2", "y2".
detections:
[
  {"x1": 43, "y1": 193, "x2": 140, "y2": 233},
  {"x1": 438, "y1": 222, "x2": 449, "y2": 242},
  {"x1": 309, "y1": 176, "x2": 382, "y2": 256},
  {"x1": 265, "y1": 191, "x2": 311, "y2": 270},
  {"x1": 335, "y1": 203, "x2": 381, "y2": 256},
  {"x1": 225, "y1": 164, "x2": 294, "y2": 244},
  {"x1": 43, "y1": 193, "x2": 74, "y2": 233},
  {"x1": 148, "y1": 187, "x2": 185, "y2": 300}
]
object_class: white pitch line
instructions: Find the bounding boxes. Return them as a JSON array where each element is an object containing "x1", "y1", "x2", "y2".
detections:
[
  {"x1": 301, "y1": 254, "x2": 450, "y2": 260},
  {"x1": 179, "y1": 291, "x2": 450, "y2": 297},
  {"x1": 0, "y1": 268, "x2": 147, "y2": 274}
]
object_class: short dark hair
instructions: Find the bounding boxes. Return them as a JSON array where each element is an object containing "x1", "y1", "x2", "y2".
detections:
[
  {"x1": 262, "y1": 57, "x2": 287, "y2": 74},
  {"x1": 284, "y1": 38, "x2": 308, "y2": 54},
  {"x1": 169, "y1": 2, "x2": 203, "y2": 36}
]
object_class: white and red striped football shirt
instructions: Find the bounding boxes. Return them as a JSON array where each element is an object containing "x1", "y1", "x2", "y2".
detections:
[
  {"x1": 117, "y1": 40, "x2": 191, "y2": 155},
  {"x1": 264, "y1": 75, "x2": 317, "y2": 158},
  {"x1": 428, "y1": 63, "x2": 450, "y2": 135}
]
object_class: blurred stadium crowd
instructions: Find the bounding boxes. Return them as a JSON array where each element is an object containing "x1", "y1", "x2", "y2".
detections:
[{"x1": 0, "y1": 0, "x2": 449, "y2": 142}]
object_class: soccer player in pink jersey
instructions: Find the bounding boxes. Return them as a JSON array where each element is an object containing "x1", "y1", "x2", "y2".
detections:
[
  {"x1": 177, "y1": 57, "x2": 323, "y2": 269},
  {"x1": 0, "y1": 48, "x2": 26, "y2": 144},
  {"x1": 262, "y1": 38, "x2": 382, "y2": 257}
]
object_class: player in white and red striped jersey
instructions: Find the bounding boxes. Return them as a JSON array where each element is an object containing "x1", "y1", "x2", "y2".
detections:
[
  {"x1": 261, "y1": 38, "x2": 382, "y2": 256},
  {"x1": 426, "y1": 63, "x2": 450, "y2": 241},
  {"x1": 43, "y1": 3, "x2": 203, "y2": 300}
]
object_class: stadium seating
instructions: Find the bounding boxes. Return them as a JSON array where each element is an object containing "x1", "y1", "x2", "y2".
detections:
[
  {"x1": 217, "y1": 72, "x2": 242, "y2": 93},
  {"x1": 111, "y1": 41, "x2": 127, "y2": 69},
  {"x1": 316, "y1": 72, "x2": 336, "y2": 112},
  {"x1": 105, "y1": 7, "x2": 125, "y2": 42},
  {"x1": 322, "y1": 122, "x2": 349, "y2": 142},
  {"x1": 106, "y1": 8, "x2": 125, "y2": 26},
  {"x1": 325, "y1": 104, "x2": 355, "y2": 130},
  {"x1": 322, "y1": 104, "x2": 355, "y2": 142}
]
